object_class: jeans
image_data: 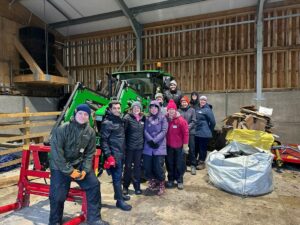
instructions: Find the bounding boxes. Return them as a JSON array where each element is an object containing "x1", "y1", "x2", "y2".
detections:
[
  {"x1": 143, "y1": 154, "x2": 165, "y2": 182},
  {"x1": 123, "y1": 149, "x2": 143, "y2": 188},
  {"x1": 49, "y1": 169, "x2": 101, "y2": 225},
  {"x1": 165, "y1": 147, "x2": 185, "y2": 183},
  {"x1": 107, "y1": 159, "x2": 123, "y2": 201},
  {"x1": 195, "y1": 136, "x2": 210, "y2": 162}
]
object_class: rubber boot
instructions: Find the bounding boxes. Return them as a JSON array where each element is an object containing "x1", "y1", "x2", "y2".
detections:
[
  {"x1": 157, "y1": 181, "x2": 165, "y2": 196},
  {"x1": 122, "y1": 186, "x2": 129, "y2": 196},
  {"x1": 133, "y1": 182, "x2": 142, "y2": 195},
  {"x1": 116, "y1": 200, "x2": 132, "y2": 211},
  {"x1": 113, "y1": 183, "x2": 130, "y2": 202},
  {"x1": 147, "y1": 179, "x2": 158, "y2": 191}
]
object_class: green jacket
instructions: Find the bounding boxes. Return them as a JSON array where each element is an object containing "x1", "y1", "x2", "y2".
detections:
[{"x1": 50, "y1": 119, "x2": 96, "y2": 175}]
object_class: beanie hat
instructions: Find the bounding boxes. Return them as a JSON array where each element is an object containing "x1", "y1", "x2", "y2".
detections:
[
  {"x1": 75, "y1": 104, "x2": 91, "y2": 117},
  {"x1": 199, "y1": 95, "x2": 207, "y2": 101},
  {"x1": 167, "y1": 99, "x2": 177, "y2": 110},
  {"x1": 170, "y1": 80, "x2": 177, "y2": 86},
  {"x1": 180, "y1": 96, "x2": 190, "y2": 104},
  {"x1": 155, "y1": 93, "x2": 163, "y2": 99},
  {"x1": 131, "y1": 101, "x2": 142, "y2": 110}
]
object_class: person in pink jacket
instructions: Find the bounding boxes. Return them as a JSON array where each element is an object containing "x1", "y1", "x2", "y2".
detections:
[{"x1": 165, "y1": 99, "x2": 189, "y2": 190}]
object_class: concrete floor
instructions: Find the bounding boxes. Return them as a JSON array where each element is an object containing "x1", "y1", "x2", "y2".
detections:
[{"x1": 0, "y1": 165, "x2": 299, "y2": 225}]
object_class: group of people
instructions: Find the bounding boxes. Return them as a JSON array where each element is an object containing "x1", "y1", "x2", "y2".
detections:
[{"x1": 48, "y1": 80, "x2": 216, "y2": 225}]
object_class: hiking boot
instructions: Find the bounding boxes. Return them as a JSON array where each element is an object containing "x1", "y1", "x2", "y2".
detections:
[
  {"x1": 165, "y1": 181, "x2": 174, "y2": 189},
  {"x1": 191, "y1": 166, "x2": 196, "y2": 175},
  {"x1": 116, "y1": 200, "x2": 132, "y2": 211},
  {"x1": 157, "y1": 181, "x2": 165, "y2": 196},
  {"x1": 177, "y1": 183, "x2": 184, "y2": 190},
  {"x1": 122, "y1": 187, "x2": 129, "y2": 196},
  {"x1": 147, "y1": 179, "x2": 158, "y2": 191},
  {"x1": 122, "y1": 195, "x2": 130, "y2": 201},
  {"x1": 196, "y1": 161, "x2": 205, "y2": 170}
]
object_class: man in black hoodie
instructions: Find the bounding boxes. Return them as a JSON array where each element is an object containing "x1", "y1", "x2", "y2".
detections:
[{"x1": 100, "y1": 101, "x2": 132, "y2": 211}]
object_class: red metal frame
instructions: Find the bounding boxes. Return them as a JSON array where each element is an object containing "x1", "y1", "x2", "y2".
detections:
[
  {"x1": 0, "y1": 144, "x2": 101, "y2": 225},
  {"x1": 272, "y1": 144, "x2": 300, "y2": 164}
]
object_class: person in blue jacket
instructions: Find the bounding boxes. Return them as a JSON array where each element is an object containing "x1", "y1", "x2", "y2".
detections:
[{"x1": 194, "y1": 96, "x2": 216, "y2": 170}]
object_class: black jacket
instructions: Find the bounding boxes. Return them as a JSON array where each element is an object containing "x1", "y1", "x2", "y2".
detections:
[
  {"x1": 178, "y1": 106, "x2": 196, "y2": 135},
  {"x1": 164, "y1": 89, "x2": 183, "y2": 107},
  {"x1": 50, "y1": 119, "x2": 96, "y2": 175},
  {"x1": 100, "y1": 111, "x2": 125, "y2": 162},
  {"x1": 123, "y1": 113, "x2": 145, "y2": 151}
]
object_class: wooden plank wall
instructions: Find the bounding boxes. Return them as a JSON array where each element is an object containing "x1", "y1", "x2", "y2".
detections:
[{"x1": 65, "y1": 3, "x2": 300, "y2": 93}]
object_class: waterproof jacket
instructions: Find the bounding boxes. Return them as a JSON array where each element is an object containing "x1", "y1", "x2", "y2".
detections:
[
  {"x1": 166, "y1": 112, "x2": 189, "y2": 149},
  {"x1": 164, "y1": 89, "x2": 183, "y2": 107},
  {"x1": 178, "y1": 106, "x2": 196, "y2": 135},
  {"x1": 194, "y1": 104, "x2": 216, "y2": 138},
  {"x1": 123, "y1": 113, "x2": 145, "y2": 151},
  {"x1": 50, "y1": 119, "x2": 96, "y2": 175},
  {"x1": 143, "y1": 101, "x2": 168, "y2": 156},
  {"x1": 100, "y1": 111, "x2": 125, "y2": 162}
]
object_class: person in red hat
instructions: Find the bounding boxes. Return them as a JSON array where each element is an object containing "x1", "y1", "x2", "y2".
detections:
[
  {"x1": 165, "y1": 99, "x2": 189, "y2": 190},
  {"x1": 178, "y1": 96, "x2": 197, "y2": 175}
]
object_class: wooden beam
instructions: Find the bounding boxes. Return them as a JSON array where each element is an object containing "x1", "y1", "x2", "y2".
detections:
[
  {"x1": 13, "y1": 74, "x2": 69, "y2": 85},
  {"x1": 55, "y1": 57, "x2": 69, "y2": 77},
  {"x1": 0, "y1": 158, "x2": 22, "y2": 169},
  {"x1": 0, "y1": 147, "x2": 23, "y2": 156},
  {"x1": 0, "y1": 132, "x2": 50, "y2": 143},
  {"x1": 14, "y1": 38, "x2": 44, "y2": 76},
  {"x1": 0, "y1": 112, "x2": 61, "y2": 118},
  {"x1": 0, "y1": 121, "x2": 55, "y2": 130}
]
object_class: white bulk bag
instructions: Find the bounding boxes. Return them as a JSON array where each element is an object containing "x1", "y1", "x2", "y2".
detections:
[{"x1": 206, "y1": 141, "x2": 274, "y2": 196}]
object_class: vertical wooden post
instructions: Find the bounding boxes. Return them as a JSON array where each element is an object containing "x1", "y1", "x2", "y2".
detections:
[{"x1": 23, "y1": 107, "x2": 30, "y2": 145}]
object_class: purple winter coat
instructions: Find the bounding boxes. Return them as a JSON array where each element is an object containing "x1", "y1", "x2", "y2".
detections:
[{"x1": 143, "y1": 100, "x2": 168, "y2": 156}]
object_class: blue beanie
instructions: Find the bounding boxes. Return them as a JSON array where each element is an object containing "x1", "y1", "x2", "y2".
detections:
[{"x1": 75, "y1": 104, "x2": 91, "y2": 117}]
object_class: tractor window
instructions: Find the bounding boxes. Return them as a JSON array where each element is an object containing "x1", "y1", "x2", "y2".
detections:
[{"x1": 126, "y1": 78, "x2": 153, "y2": 96}]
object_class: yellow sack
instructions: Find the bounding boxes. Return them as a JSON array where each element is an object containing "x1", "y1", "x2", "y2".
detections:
[{"x1": 226, "y1": 129, "x2": 274, "y2": 151}]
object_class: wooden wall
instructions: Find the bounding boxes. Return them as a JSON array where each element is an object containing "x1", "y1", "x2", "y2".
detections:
[{"x1": 65, "y1": 2, "x2": 300, "y2": 93}]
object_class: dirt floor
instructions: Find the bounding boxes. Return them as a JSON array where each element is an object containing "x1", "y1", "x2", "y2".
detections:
[{"x1": 0, "y1": 164, "x2": 299, "y2": 225}]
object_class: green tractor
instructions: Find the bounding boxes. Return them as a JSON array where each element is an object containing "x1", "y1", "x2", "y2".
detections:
[{"x1": 46, "y1": 69, "x2": 173, "y2": 174}]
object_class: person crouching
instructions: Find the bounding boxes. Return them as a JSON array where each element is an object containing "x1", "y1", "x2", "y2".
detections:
[{"x1": 165, "y1": 99, "x2": 189, "y2": 190}]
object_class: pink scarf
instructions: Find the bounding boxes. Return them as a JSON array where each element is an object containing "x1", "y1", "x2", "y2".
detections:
[{"x1": 134, "y1": 114, "x2": 141, "y2": 121}]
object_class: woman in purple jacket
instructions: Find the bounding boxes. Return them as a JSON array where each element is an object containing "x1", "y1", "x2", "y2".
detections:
[{"x1": 143, "y1": 100, "x2": 168, "y2": 196}]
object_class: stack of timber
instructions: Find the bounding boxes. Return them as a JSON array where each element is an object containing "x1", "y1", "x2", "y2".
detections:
[{"x1": 223, "y1": 105, "x2": 273, "y2": 133}]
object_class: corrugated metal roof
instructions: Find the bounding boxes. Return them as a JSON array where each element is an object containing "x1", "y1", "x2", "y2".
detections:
[{"x1": 19, "y1": 0, "x2": 283, "y2": 36}]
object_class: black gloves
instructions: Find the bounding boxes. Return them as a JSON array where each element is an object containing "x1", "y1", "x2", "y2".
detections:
[{"x1": 147, "y1": 140, "x2": 159, "y2": 149}]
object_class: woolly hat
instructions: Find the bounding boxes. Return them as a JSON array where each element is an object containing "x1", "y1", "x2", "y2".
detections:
[
  {"x1": 180, "y1": 96, "x2": 190, "y2": 104},
  {"x1": 199, "y1": 95, "x2": 207, "y2": 101},
  {"x1": 131, "y1": 101, "x2": 142, "y2": 110},
  {"x1": 155, "y1": 93, "x2": 163, "y2": 99},
  {"x1": 75, "y1": 104, "x2": 91, "y2": 117},
  {"x1": 170, "y1": 80, "x2": 177, "y2": 86},
  {"x1": 167, "y1": 99, "x2": 177, "y2": 110}
]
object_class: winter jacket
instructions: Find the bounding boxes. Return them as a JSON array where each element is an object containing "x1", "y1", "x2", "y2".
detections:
[
  {"x1": 194, "y1": 104, "x2": 216, "y2": 138},
  {"x1": 50, "y1": 119, "x2": 96, "y2": 175},
  {"x1": 123, "y1": 113, "x2": 145, "y2": 151},
  {"x1": 164, "y1": 89, "x2": 183, "y2": 107},
  {"x1": 166, "y1": 112, "x2": 189, "y2": 149},
  {"x1": 143, "y1": 100, "x2": 168, "y2": 156},
  {"x1": 100, "y1": 111, "x2": 125, "y2": 162},
  {"x1": 190, "y1": 92, "x2": 199, "y2": 108},
  {"x1": 178, "y1": 106, "x2": 196, "y2": 135}
]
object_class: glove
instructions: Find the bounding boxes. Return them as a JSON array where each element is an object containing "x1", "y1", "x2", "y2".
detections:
[
  {"x1": 147, "y1": 140, "x2": 159, "y2": 149},
  {"x1": 70, "y1": 169, "x2": 81, "y2": 179},
  {"x1": 78, "y1": 171, "x2": 86, "y2": 180},
  {"x1": 183, "y1": 144, "x2": 189, "y2": 154},
  {"x1": 104, "y1": 156, "x2": 116, "y2": 169}
]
